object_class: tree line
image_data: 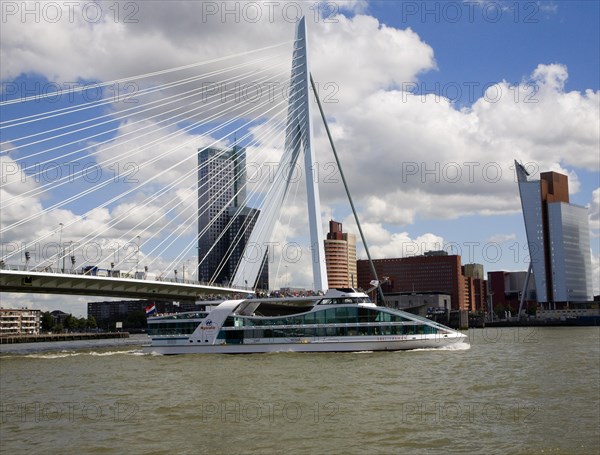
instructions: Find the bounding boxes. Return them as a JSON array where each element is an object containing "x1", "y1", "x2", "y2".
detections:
[{"x1": 41, "y1": 312, "x2": 97, "y2": 333}]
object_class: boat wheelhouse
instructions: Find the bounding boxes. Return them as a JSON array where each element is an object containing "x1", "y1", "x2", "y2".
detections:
[{"x1": 145, "y1": 289, "x2": 467, "y2": 354}]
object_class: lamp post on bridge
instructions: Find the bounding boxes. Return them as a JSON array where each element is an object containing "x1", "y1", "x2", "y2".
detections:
[
  {"x1": 68, "y1": 241, "x2": 75, "y2": 272},
  {"x1": 182, "y1": 260, "x2": 192, "y2": 283},
  {"x1": 112, "y1": 245, "x2": 119, "y2": 275},
  {"x1": 57, "y1": 223, "x2": 63, "y2": 273},
  {"x1": 135, "y1": 235, "x2": 141, "y2": 272},
  {"x1": 62, "y1": 240, "x2": 67, "y2": 273}
]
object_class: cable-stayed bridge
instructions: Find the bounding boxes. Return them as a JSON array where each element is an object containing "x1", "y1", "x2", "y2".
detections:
[
  {"x1": 0, "y1": 267, "x2": 245, "y2": 301},
  {"x1": 2, "y1": 18, "x2": 377, "y2": 303}
]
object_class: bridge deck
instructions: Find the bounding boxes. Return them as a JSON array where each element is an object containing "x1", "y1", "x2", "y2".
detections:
[{"x1": 0, "y1": 269, "x2": 251, "y2": 301}]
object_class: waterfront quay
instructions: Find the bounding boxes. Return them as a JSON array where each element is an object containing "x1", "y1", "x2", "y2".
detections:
[{"x1": 0, "y1": 332, "x2": 129, "y2": 344}]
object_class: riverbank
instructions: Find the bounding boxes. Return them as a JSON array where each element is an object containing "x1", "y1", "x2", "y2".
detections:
[{"x1": 0, "y1": 332, "x2": 130, "y2": 344}]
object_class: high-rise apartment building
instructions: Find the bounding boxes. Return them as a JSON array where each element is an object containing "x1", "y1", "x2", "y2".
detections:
[
  {"x1": 463, "y1": 264, "x2": 487, "y2": 312},
  {"x1": 324, "y1": 220, "x2": 357, "y2": 288},
  {"x1": 516, "y1": 162, "x2": 593, "y2": 305},
  {"x1": 198, "y1": 146, "x2": 268, "y2": 288}
]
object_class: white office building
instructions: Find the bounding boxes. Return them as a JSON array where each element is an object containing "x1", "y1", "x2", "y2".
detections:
[{"x1": 548, "y1": 202, "x2": 594, "y2": 302}]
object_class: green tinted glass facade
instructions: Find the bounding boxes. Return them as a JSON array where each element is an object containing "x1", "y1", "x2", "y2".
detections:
[{"x1": 232, "y1": 306, "x2": 412, "y2": 327}]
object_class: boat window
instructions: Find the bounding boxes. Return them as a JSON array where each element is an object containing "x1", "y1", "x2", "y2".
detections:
[
  {"x1": 345, "y1": 307, "x2": 359, "y2": 323},
  {"x1": 332, "y1": 307, "x2": 348, "y2": 322},
  {"x1": 255, "y1": 318, "x2": 272, "y2": 326},
  {"x1": 303, "y1": 313, "x2": 315, "y2": 324},
  {"x1": 217, "y1": 329, "x2": 243, "y2": 344},
  {"x1": 314, "y1": 310, "x2": 326, "y2": 325},
  {"x1": 359, "y1": 307, "x2": 378, "y2": 323},
  {"x1": 329, "y1": 297, "x2": 371, "y2": 304},
  {"x1": 288, "y1": 316, "x2": 305, "y2": 325},
  {"x1": 324, "y1": 308, "x2": 337, "y2": 324},
  {"x1": 372, "y1": 310, "x2": 413, "y2": 323},
  {"x1": 147, "y1": 321, "x2": 198, "y2": 336},
  {"x1": 300, "y1": 328, "x2": 314, "y2": 337},
  {"x1": 376, "y1": 312, "x2": 392, "y2": 323},
  {"x1": 247, "y1": 329, "x2": 263, "y2": 338},
  {"x1": 320, "y1": 307, "x2": 359, "y2": 324},
  {"x1": 234, "y1": 305, "x2": 403, "y2": 328}
]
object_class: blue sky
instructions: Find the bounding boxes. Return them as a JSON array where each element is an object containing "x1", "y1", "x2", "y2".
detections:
[
  {"x1": 0, "y1": 1, "x2": 598, "y2": 315},
  {"x1": 373, "y1": 1, "x2": 600, "y2": 94}
]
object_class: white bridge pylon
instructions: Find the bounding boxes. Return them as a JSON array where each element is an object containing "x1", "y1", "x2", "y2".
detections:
[{"x1": 231, "y1": 17, "x2": 328, "y2": 291}]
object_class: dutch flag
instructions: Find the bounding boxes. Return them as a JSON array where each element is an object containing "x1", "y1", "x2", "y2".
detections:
[{"x1": 145, "y1": 304, "x2": 157, "y2": 316}]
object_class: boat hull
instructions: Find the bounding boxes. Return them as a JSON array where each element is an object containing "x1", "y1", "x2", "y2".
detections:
[{"x1": 144, "y1": 332, "x2": 468, "y2": 355}]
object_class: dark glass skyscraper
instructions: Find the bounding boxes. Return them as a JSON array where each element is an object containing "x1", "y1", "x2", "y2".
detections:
[{"x1": 197, "y1": 146, "x2": 268, "y2": 288}]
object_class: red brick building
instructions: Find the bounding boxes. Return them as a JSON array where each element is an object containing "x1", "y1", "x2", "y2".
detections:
[
  {"x1": 487, "y1": 270, "x2": 536, "y2": 315},
  {"x1": 462, "y1": 276, "x2": 488, "y2": 312},
  {"x1": 357, "y1": 253, "x2": 487, "y2": 312},
  {"x1": 357, "y1": 254, "x2": 465, "y2": 310},
  {"x1": 462, "y1": 263, "x2": 487, "y2": 312}
]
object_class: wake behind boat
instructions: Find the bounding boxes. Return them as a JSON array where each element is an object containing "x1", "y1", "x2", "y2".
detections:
[{"x1": 144, "y1": 288, "x2": 467, "y2": 354}]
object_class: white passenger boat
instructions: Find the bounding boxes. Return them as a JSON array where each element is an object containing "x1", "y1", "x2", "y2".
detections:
[{"x1": 145, "y1": 288, "x2": 467, "y2": 354}]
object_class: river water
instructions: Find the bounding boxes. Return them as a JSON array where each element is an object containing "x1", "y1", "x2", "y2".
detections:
[{"x1": 1, "y1": 327, "x2": 598, "y2": 455}]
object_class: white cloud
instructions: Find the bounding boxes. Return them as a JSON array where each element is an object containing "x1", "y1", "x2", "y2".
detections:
[
  {"x1": 487, "y1": 233, "x2": 517, "y2": 244},
  {"x1": 538, "y1": 2, "x2": 559, "y2": 15},
  {"x1": 316, "y1": 63, "x2": 598, "y2": 226},
  {"x1": 339, "y1": 215, "x2": 444, "y2": 259},
  {"x1": 0, "y1": 3, "x2": 435, "y2": 101}
]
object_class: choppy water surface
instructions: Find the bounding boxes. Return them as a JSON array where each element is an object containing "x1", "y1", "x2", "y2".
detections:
[{"x1": 1, "y1": 328, "x2": 598, "y2": 455}]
